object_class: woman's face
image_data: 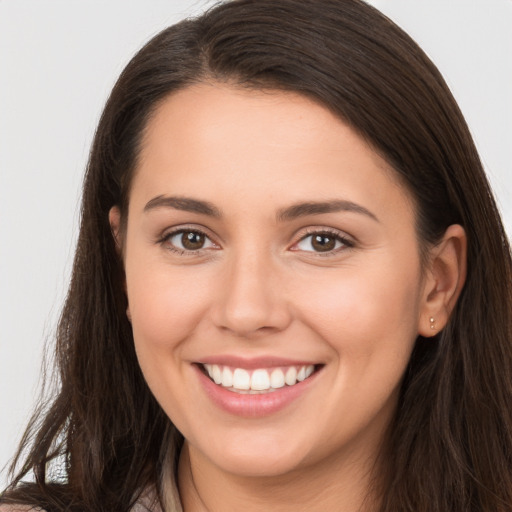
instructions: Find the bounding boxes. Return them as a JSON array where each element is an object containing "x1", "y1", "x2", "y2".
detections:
[{"x1": 118, "y1": 84, "x2": 431, "y2": 478}]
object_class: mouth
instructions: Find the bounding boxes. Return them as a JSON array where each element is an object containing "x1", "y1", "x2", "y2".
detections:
[{"x1": 198, "y1": 363, "x2": 321, "y2": 394}]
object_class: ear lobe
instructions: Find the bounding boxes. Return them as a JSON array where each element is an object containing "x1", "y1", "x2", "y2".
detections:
[
  {"x1": 109, "y1": 206, "x2": 123, "y2": 254},
  {"x1": 418, "y1": 224, "x2": 467, "y2": 337}
]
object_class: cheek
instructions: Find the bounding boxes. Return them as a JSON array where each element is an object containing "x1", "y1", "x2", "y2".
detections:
[
  {"x1": 124, "y1": 259, "x2": 215, "y2": 426},
  {"x1": 125, "y1": 258, "x2": 213, "y2": 353},
  {"x1": 289, "y1": 263, "x2": 422, "y2": 446},
  {"x1": 292, "y1": 255, "x2": 423, "y2": 410},
  {"x1": 297, "y1": 264, "x2": 421, "y2": 341}
]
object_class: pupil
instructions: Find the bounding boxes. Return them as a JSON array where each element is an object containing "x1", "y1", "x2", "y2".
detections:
[
  {"x1": 182, "y1": 232, "x2": 204, "y2": 250},
  {"x1": 312, "y1": 234, "x2": 335, "y2": 252}
]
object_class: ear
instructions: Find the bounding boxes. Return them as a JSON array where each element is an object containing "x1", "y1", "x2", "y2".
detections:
[
  {"x1": 418, "y1": 224, "x2": 467, "y2": 336},
  {"x1": 109, "y1": 206, "x2": 123, "y2": 254},
  {"x1": 109, "y1": 206, "x2": 131, "y2": 322}
]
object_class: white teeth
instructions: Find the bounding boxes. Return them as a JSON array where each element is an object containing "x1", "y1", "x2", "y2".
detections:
[
  {"x1": 270, "y1": 368, "x2": 285, "y2": 389},
  {"x1": 203, "y1": 364, "x2": 316, "y2": 392},
  {"x1": 221, "y1": 366, "x2": 233, "y2": 387},
  {"x1": 251, "y1": 369, "x2": 270, "y2": 391},
  {"x1": 232, "y1": 368, "x2": 251, "y2": 390},
  {"x1": 285, "y1": 367, "x2": 297, "y2": 386},
  {"x1": 212, "y1": 364, "x2": 222, "y2": 384}
]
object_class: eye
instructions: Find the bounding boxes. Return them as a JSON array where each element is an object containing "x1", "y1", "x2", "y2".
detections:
[
  {"x1": 293, "y1": 231, "x2": 351, "y2": 253},
  {"x1": 165, "y1": 229, "x2": 217, "y2": 252}
]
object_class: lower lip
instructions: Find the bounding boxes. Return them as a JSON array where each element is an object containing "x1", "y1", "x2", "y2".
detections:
[{"x1": 194, "y1": 365, "x2": 320, "y2": 417}]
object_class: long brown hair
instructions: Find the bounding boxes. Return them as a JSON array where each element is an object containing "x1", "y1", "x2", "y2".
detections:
[{"x1": 2, "y1": 1, "x2": 511, "y2": 510}]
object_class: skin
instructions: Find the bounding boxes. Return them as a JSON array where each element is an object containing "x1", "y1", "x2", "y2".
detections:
[{"x1": 110, "y1": 83, "x2": 466, "y2": 511}]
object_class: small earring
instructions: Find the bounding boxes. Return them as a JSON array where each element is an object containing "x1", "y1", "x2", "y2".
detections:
[{"x1": 429, "y1": 316, "x2": 436, "y2": 331}]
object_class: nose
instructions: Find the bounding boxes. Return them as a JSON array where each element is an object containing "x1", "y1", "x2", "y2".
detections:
[{"x1": 211, "y1": 249, "x2": 292, "y2": 338}]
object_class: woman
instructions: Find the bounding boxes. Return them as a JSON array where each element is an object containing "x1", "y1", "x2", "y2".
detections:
[{"x1": 1, "y1": 0, "x2": 511, "y2": 511}]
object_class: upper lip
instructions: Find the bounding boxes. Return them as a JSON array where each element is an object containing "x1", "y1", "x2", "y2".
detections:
[{"x1": 197, "y1": 355, "x2": 321, "y2": 369}]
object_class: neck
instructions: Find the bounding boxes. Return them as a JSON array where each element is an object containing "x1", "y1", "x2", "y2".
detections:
[{"x1": 177, "y1": 440, "x2": 382, "y2": 512}]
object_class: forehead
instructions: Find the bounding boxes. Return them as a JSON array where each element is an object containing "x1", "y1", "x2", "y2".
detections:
[
  {"x1": 141, "y1": 83, "x2": 385, "y2": 166},
  {"x1": 131, "y1": 83, "x2": 414, "y2": 221}
]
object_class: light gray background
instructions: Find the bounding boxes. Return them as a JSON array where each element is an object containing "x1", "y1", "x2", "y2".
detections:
[{"x1": 1, "y1": 0, "x2": 511, "y2": 488}]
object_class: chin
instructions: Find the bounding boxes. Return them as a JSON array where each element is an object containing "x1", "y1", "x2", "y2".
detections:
[
  {"x1": 215, "y1": 451, "x2": 307, "y2": 479},
  {"x1": 191, "y1": 429, "x2": 312, "y2": 478}
]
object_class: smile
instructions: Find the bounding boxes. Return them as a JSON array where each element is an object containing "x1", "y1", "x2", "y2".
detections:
[
  {"x1": 202, "y1": 364, "x2": 316, "y2": 393},
  {"x1": 195, "y1": 360, "x2": 323, "y2": 416}
]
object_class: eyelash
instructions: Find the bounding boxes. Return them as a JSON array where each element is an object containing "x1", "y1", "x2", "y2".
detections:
[
  {"x1": 157, "y1": 227, "x2": 354, "y2": 256},
  {"x1": 158, "y1": 227, "x2": 218, "y2": 256},
  {"x1": 291, "y1": 228, "x2": 354, "y2": 256}
]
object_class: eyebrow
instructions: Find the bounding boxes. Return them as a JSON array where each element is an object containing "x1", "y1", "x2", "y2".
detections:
[
  {"x1": 143, "y1": 195, "x2": 378, "y2": 223},
  {"x1": 276, "y1": 200, "x2": 379, "y2": 223},
  {"x1": 144, "y1": 195, "x2": 221, "y2": 217}
]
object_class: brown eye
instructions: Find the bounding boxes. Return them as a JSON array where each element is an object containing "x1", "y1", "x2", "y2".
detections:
[
  {"x1": 167, "y1": 230, "x2": 215, "y2": 252},
  {"x1": 294, "y1": 232, "x2": 347, "y2": 253},
  {"x1": 181, "y1": 231, "x2": 205, "y2": 250},
  {"x1": 311, "y1": 234, "x2": 336, "y2": 252}
]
